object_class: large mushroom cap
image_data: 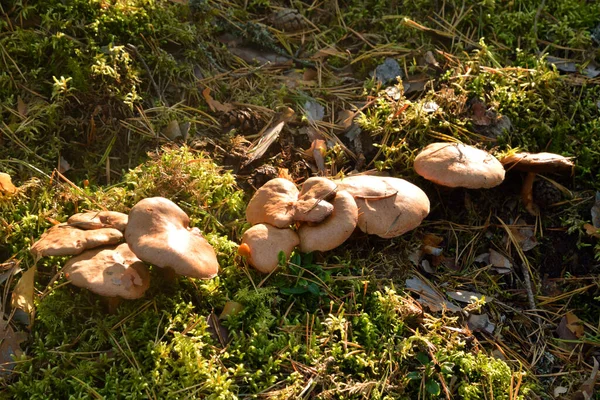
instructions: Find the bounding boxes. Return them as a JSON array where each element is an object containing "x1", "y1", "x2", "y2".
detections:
[
  {"x1": 246, "y1": 178, "x2": 299, "y2": 228},
  {"x1": 68, "y1": 211, "x2": 129, "y2": 231},
  {"x1": 500, "y1": 152, "x2": 574, "y2": 174},
  {"x1": 293, "y1": 177, "x2": 337, "y2": 223},
  {"x1": 239, "y1": 223, "x2": 299, "y2": 273},
  {"x1": 64, "y1": 243, "x2": 150, "y2": 299},
  {"x1": 414, "y1": 142, "x2": 505, "y2": 188},
  {"x1": 30, "y1": 224, "x2": 123, "y2": 258},
  {"x1": 125, "y1": 197, "x2": 219, "y2": 279},
  {"x1": 336, "y1": 176, "x2": 430, "y2": 238},
  {"x1": 298, "y1": 190, "x2": 358, "y2": 253}
]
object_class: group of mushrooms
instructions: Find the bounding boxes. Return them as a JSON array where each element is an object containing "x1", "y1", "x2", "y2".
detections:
[
  {"x1": 30, "y1": 197, "x2": 218, "y2": 306},
  {"x1": 238, "y1": 142, "x2": 574, "y2": 273},
  {"x1": 28, "y1": 141, "x2": 573, "y2": 307}
]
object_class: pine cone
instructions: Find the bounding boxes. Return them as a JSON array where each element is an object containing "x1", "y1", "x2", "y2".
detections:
[
  {"x1": 220, "y1": 108, "x2": 262, "y2": 133},
  {"x1": 269, "y1": 9, "x2": 307, "y2": 32},
  {"x1": 533, "y1": 178, "x2": 563, "y2": 209}
]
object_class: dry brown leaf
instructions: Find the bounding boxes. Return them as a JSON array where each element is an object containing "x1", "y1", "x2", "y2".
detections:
[
  {"x1": 17, "y1": 97, "x2": 28, "y2": 117},
  {"x1": 405, "y1": 276, "x2": 461, "y2": 313},
  {"x1": 0, "y1": 318, "x2": 27, "y2": 377},
  {"x1": 0, "y1": 173, "x2": 17, "y2": 194},
  {"x1": 467, "y1": 313, "x2": 495, "y2": 334},
  {"x1": 570, "y1": 358, "x2": 599, "y2": 400},
  {"x1": 305, "y1": 139, "x2": 327, "y2": 174},
  {"x1": 11, "y1": 266, "x2": 36, "y2": 321},
  {"x1": 202, "y1": 88, "x2": 234, "y2": 113},
  {"x1": 557, "y1": 312, "x2": 584, "y2": 339},
  {"x1": 509, "y1": 224, "x2": 538, "y2": 251},
  {"x1": 303, "y1": 69, "x2": 318, "y2": 81},
  {"x1": 206, "y1": 312, "x2": 229, "y2": 347},
  {"x1": 241, "y1": 120, "x2": 285, "y2": 168},
  {"x1": 336, "y1": 110, "x2": 356, "y2": 130},
  {"x1": 583, "y1": 223, "x2": 600, "y2": 239},
  {"x1": 489, "y1": 249, "x2": 512, "y2": 274}
]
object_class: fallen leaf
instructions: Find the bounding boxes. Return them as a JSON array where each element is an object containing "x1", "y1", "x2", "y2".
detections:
[
  {"x1": 403, "y1": 74, "x2": 429, "y2": 94},
  {"x1": 303, "y1": 69, "x2": 318, "y2": 81},
  {"x1": 570, "y1": 357, "x2": 599, "y2": 400},
  {"x1": 424, "y1": 51, "x2": 439, "y2": 67},
  {"x1": 405, "y1": 276, "x2": 461, "y2": 313},
  {"x1": 547, "y1": 56, "x2": 600, "y2": 78},
  {"x1": 11, "y1": 266, "x2": 36, "y2": 326},
  {"x1": 241, "y1": 120, "x2": 285, "y2": 168},
  {"x1": 467, "y1": 314, "x2": 495, "y2": 334},
  {"x1": 163, "y1": 120, "x2": 182, "y2": 140},
  {"x1": 509, "y1": 225, "x2": 538, "y2": 251},
  {"x1": 474, "y1": 252, "x2": 490, "y2": 264},
  {"x1": 446, "y1": 290, "x2": 492, "y2": 304},
  {"x1": 0, "y1": 173, "x2": 17, "y2": 194},
  {"x1": 305, "y1": 139, "x2": 327, "y2": 174},
  {"x1": 583, "y1": 223, "x2": 600, "y2": 239},
  {"x1": 17, "y1": 97, "x2": 27, "y2": 117},
  {"x1": 557, "y1": 312, "x2": 584, "y2": 340},
  {"x1": 420, "y1": 259, "x2": 435, "y2": 274},
  {"x1": 229, "y1": 47, "x2": 291, "y2": 66},
  {"x1": 422, "y1": 101, "x2": 439, "y2": 113},
  {"x1": 304, "y1": 99, "x2": 325, "y2": 123},
  {"x1": 58, "y1": 156, "x2": 71, "y2": 174},
  {"x1": 336, "y1": 110, "x2": 355, "y2": 130},
  {"x1": 0, "y1": 318, "x2": 28, "y2": 377},
  {"x1": 312, "y1": 46, "x2": 347, "y2": 60},
  {"x1": 371, "y1": 58, "x2": 403, "y2": 85},
  {"x1": 202, "y1": 88, "x2": 234, "y2": 113},
  {"x1": 206, "y1": 312, "x2": 229, "y2": 347},
  {"x1": 553, "y1": 386, "x2": 568, "y2": 397},
  {"x1": 489, "y1": 249, "x2": 512, "y2": 274}
]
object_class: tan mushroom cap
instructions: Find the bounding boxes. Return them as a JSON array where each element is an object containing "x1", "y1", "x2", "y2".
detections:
[
  {"x1": 246, "y1": 178, "x2": 299, "y2": 228},
  {"x1": 239, "y1": 223, "x2": 299, "y2": 273},
  {"x1": 125, "y1": 197, "x2": 218, "y2": 279},
  {"x1": 298, "y1": 190, "x2": 358, "y2": 253},
  {"x1": 414, "y1": 142, "x2": 505, "y2": 188},
  {"x1": 293, "y1": 177, "x2": 337, "y2": 223},
  {"x1": 64, "y1": 243, "x2": 150, "y2": 299},
  {"x1": 30, "y1": 223, "x2": 123, "y2": 258},
  {"x1": 68, "y1": 211, "x2": 129, "y2": 231},
  {"x1": 500, "y1": 152, "x2": 574, "y2": 174},
  {"x1": 336, "y1": 176, "x2": 430, "y2": 238}
]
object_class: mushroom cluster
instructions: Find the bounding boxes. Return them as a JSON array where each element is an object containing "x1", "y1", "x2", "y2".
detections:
[
  {"x1": 30, "y1": 197, "x2": 218, "y2": 309},
  {"x1": 239, "y1": 176, "x2": 430, "y2": 273}
]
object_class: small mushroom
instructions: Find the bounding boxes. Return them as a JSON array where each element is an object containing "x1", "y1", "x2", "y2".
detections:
[
  {"x1": 125, "y1": 197, "x2": 219, "y2": 279},
  {"x1": 336, "y1": 176, "x2": 430, "y2": 238},
  {"x1": 246, "y1": 178, "x2": 299, "y2": 228},
  {"x1": 500, "y1": 152, "x2": 574, "y2": 215},
  {"x1": 414, "y1": 142, "x2": 505, "y2": 188},
  {"x1": 298, "y1": 190, "x2": 358, "y2": 253},
  {"x1": 293, "y1": 177, "x2": 337, "y2": 223},
  {"x1": 238, "y1": 223, "x2": 299, "y2": 273},
  {"x1": 68, "y1": 211, "x2": 128, "y2": 231},
  {"x1": 30, "y1": 223, "x2": 123, "y2": 258},
  {"x1": 64, "y1": 243, "x2": 150, "y2": 300}
]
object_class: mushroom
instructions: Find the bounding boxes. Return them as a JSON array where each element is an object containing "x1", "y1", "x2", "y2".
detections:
[
  {"x1": 336, "y1": 176, "x2": 430, "y2": 238},
  {"x1": 68, "y1": 211, "x2": 128, "y2": 231},
  {"x1": 293, "y1": 177, "x2": 337, "y2": 223},
  {"x1": 414, "y1": 142, "x2": 505, "y2": 189},
  {"x1": 125, "y1": 197, "x2": 219, "y2": 279},
  {"x1": 500, "y1": 152, "x2": 574, "y2": 215},
  {"x1": 298, "y1": 191, "x2": 358, "y2": 253},
  {"x1": 238, "y1": 223, "x2": 299, "y2": 273},
  {"x1": 30, "y1": 223, "x2": 123, "y2": 258},
  {"x1": 64, "y1": 243, "x2": 150, "y2": 312},
  {"x1": 246, "y1": 178, "x2": 299, "y2": 228}
]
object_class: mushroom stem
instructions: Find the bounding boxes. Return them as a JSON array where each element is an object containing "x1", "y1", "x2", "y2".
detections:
[
  {"x1": 161, "y1": 266, "x2": 178, "y2": 282},
  {"x1": 521, "y1": 172, "x2": 540, "y2": 216},
  {"x1": 105, "y1": 297, "x2": 122, "y2": 314}
]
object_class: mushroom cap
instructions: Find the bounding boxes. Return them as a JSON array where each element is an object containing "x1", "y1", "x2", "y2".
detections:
[
  {"x1": 125, "y1": 197, "x2": 219, "y2": 279},
  {"x1": 414, "y1": 142, "x2": 505, "y2": 188},
  {"x1": 298, "y1": 190, "x2": 358, "y2": 253},
  {"x1": 30, "y1": 224, "x2": 123, "y2": 258},
  {"x1": 336, "y1": 176, "x2": 430, "y2": 238},
  {"x1": 64, "y1": 243, "x2": 150, "y2": 299},
  {"x1": 293, "y1": 177, "x2": 337, "y2": 223},
  {"x1": 246, "y1": 178, "x2": 299, "y2": 228},
  {"x1": 68, "y1": 211, "x2": 129, "y2": 231},
  {"x1": 500, "y1": 152, "x2": 574, "y2": 174},
  {"x1": 239, "y1": 223, "x2": 300, "y2": 273}
]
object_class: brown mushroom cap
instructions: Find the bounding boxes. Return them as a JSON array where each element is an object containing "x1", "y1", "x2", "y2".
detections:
[
  {"x1": 298, "y1": 190, "x2": 358, "y2": 253},
  {"x1": 293, "y1": 177, "x2": 337, "y2": 223},
  {"x1": 336, "y1": 176, "x2": 430, "y2": 238},
  {"x1": 68, "y1": 211, "x2": 129, "y2": 231},
  {"x1": 246, "y1": 178, "x2": 299, "y2": 228},
  {"x1": 499, "y1": 152, "x2": 574, "y2": 174},
  {"x1": 125, "y1": 197, "x2": 219, "y2": 279},
  {"x1": 239, "y1": 223, "x2": 300, "y2": 273},
  {"x1": 30, "y1": 224, "x2": 123, "y2": 258},
  {"x1": 414, "y1": 142, "x2": 505, "y2": 188},
  {"x1": 64, "y1": 243, "x2": 150, "y2": 299}
]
